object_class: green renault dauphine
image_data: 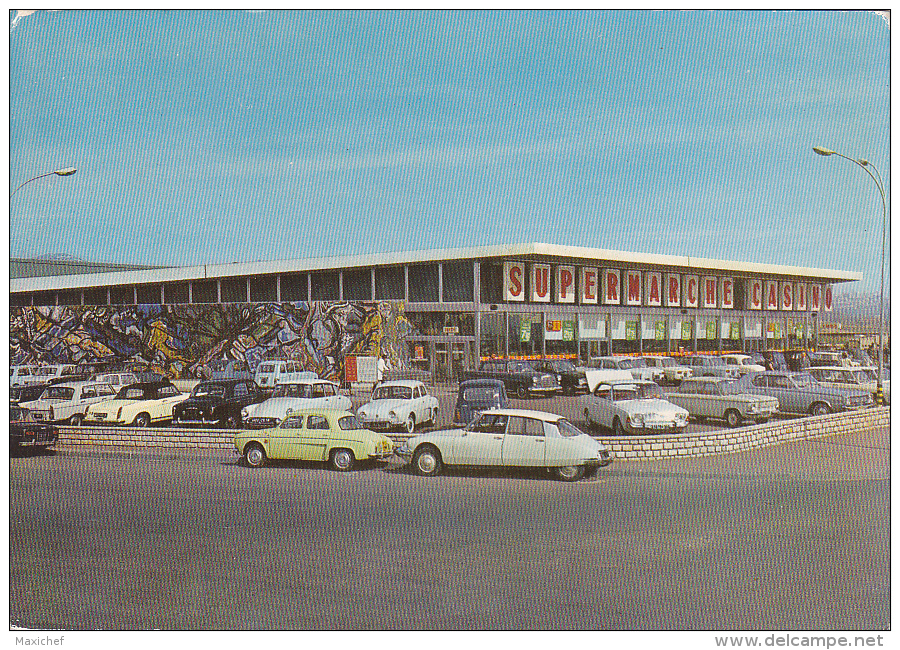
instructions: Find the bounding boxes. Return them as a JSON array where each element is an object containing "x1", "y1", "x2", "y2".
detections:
[{"x1": 234, "y1": 408, "x2": 393, "y2": 471}]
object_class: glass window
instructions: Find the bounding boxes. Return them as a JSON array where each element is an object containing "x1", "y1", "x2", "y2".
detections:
[
  {"x1": 480, "y1": 312, "x2": 507, "y2": 359},
  {"x1": 375, "y1": 267, "x2": 405, "y2": 300},
  {"x1": 57, "y1": 290, "x2": 80, "y2": 306},
  {"x1": 109, "y1": 286, "x2": 134, "y2": 305},
  {"x1": 342, "y1": 269, "x2": 372, "y2": 301},
  {"x1": 281, "y1": 415, "x2": 304, "y2": 429},
  {"x1": 338, "y1": 415, "x2": 362, "y2": 431},
  {"x1": 312, "y1": 384, "x2": 327, "y2": 398},
  {"x1": 220, "y1": 277, "x2": 247, "y2": 303},
  {"x1": 507, "y1": 416, "x2": 544, "y2": 437},
  {"x1": 164, "y1": 283, "x2": 189, "y2": 304},
  {"x1": 45, "y1": 387, "x2": 75, "y2": 400},
  {"x1": 249, "y1": 275, "x2": 278, "y2": 302},
  {"x1": 752, "y1": 375, "x2": 768, "y2": 388},
  {"x1": 192, "y1": 384, "x2": 226, "y2": 398},
  {"x1": 136, "y1": 285, "x2": 160, "y2": 304},
  {"x1": 307, "y1": 415, "x2": 329, "y2": 430},
  {"x1": 442, "y1": 261, "x2": 474, "y2": 302},
  {"x1": 159, "y1": 386, "x2": 179, "y2": 397},
  {"x1": 594, "y1": 386, "x2": 612, "y2": 400},
  {"x1": 470, "y1": 413, "x2": 508, "y2": 434},
  {"x1": 234, "y1": 383, "x2": 249, "y2": 397},
  {"x1": 82, "y1": 288, "x2": 107, "y2": 305},
  {"x1": 280, "y1": 273, "x2": 308, "y2": 302},
  {"x1": 409, "y1": 264, "x2": 439, "y2": 302},
  {"x1": 98, "y1": 385, "x2": 115, "y2": 396},
  {"x1": 555, "y1": 419, "x2": 582, "y2": 438},
  {"x1": 121, "y1": 388, "x2": 146, "y2": 400},
  {"x1": 310, "y1": 272, "x2": 339, "y2": 301},
  {"x1": 191, "y1": 280, "x2": 217, "y2": 304}
]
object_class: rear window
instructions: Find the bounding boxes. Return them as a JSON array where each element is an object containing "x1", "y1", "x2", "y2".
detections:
[
  {"x1": 555, "y1": 419, "x2": 582, "y2": 438},
  {"x1": 338, "y1": 415, "x2": 362, "y2": 430},
  {"x1": 192, "y1": 384, "x2": 226, "y2": 398},
  {"x1": 259, "y1": 363, "x2": 275, "y2": 373},
  {"x1": 462, "y1": 387, "x2": 502, "y2": 403},
  {"x1": 44, "y1": 387, "x2": 75, "y2": 400}
]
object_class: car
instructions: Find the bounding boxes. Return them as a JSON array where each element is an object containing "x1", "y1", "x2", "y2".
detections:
[
  {"x1": 734, "y1": 371, "x2": 873, "y2": 416},
  {"x1": 172, "y1": 379, "x2": 266, "y2": 428},
  {"x1": 532, "y1": 359, "x2": 588, "y2": 395},
  {"x1": 30, "y1": 364, "x2": 82, "y2": 385},
  {"x1": 453, "y1": 379, "x2": 508, "y2": 426},
  {"x1": 808, "y1": 351, "x2": 858, "y2": 368},
  {"x1": 90, "y1": 372, "x2": 140, "y2": 390},
  {"x1": 666, "y1": 377, "x2": 779, "y2": 427},
  {"x1": 10, "y1": 383, "x2": 48, "y2": 405},
  {"x1": 720, "y1": 354, "x2": 766, "y2": 376},
  {"x1": 198, "y1": 359, "x2": 252, "y2": 381},
  {"x1": 462, "y1": 360, "x2": 560, "y2": 399},
  {"x1": 641, "y1": 356, "x2": 693, "y2": 385},
  {"x1": 234, "y1": 408, "x2": 394, "y2": 470},
  {"x1": 241, "y1": 379, "x2": 352, "y2": 429},
  {"x1": 10, "y1": 405, "x2": 59, "y2": 452},
  {"x1": 253, "y1": 360, "x2": 315, "y2": 391},
  {"x1": 356, "y1": 380, "x2": 440, "y2": 433},
  {"x1": 10, "y1": 365, "x2": 42, "y2": 388},
  {"x1": 579, "y1": 370, "x2": 688, "y2": 436},
  {"x1": 83, "y1": 380, "x2": 189, "y2": 427},
  {"x1": 806, "y1": 366, "x2": 890, "y2": 405},
  {"x1": 587, "y1": 356, "x2": 662, "y2": 383},
  {"x1": 679, "y1": 355, "x2": 742, "y2": 379},
  {"x1": 394, "y1": 408, "x2": 612, "y2": 482},
  {"x1": 19, "y1": 380, "x2": 118, "y2": 426}
]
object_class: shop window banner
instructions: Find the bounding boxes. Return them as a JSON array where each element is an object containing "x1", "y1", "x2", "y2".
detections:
[
  {"x1": 681, "y1": 321, "x2": 692, "y2": 341},
  {"x1": 706, "y1": 321, "x2": 716, "y2": 341},
  {"x1": 730, "y1": 322, "x2": 741, "y2": 340},
  {"x1": 625, "y1": 321, "x2": 638, "y2": 341},
  {"x1": 520, "y1": 319, "x2": 532, "y2": 343},
  {"x1": 655, "y1": 321, "x2": 666, "y2": 341},
  {"x1": 562, "y1": 320, "x2": 575, "y2": 342}
]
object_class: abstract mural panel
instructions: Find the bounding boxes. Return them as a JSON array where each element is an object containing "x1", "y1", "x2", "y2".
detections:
[{"x1": 9, "y1": 301, "x2": 411, "y2": 381}]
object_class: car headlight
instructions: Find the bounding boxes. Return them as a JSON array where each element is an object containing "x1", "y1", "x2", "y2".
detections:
[
  {"x1": 241, "y1": 407, "x2": 249, "y2": 418},
  {"x1": 675, "y1": 413, "x2": 688, "y2": 424},
  {"x1": 532, "y1": 376, "x2": 540, "y2": 386},
  {"x1": 388, "y1": 410, "x2": 397, "y2": 421},
  {"x1": 629, "y1": 413, "x2": 644, "y2": 426}
]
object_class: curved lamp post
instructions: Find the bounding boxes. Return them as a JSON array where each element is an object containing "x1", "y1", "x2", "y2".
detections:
[
  {"x1": 812, "y1": 146, "x2": 888, "y2": 405},
  {"x1": 10, "y1": 167, "x2": 77, "y2": 199}
]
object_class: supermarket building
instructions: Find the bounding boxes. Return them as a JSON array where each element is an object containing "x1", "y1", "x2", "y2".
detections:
[{"x1": 9, "y1": 243, "x2": 856, "y2": 382}]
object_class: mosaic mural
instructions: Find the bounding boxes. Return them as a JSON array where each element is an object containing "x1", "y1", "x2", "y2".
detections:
[{"x1": 9, "y1": 302, "x2": 411, "y2": 381}]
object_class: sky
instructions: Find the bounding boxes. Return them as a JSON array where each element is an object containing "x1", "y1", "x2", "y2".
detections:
[{"x1": 8, "y1": 9, "x2": 890, "y2": 294}]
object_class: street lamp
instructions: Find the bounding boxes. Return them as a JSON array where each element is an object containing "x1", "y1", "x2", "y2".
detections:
[
  {"x1": 10, "y1": 167, "x2": 77, "y2": 199},
  {"x1": 812, "y1": 145, "x2": 888, "y2": 405}
]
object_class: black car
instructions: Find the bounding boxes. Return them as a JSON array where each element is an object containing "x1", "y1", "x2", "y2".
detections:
[
  {"x1": 172, "y1": 379, "x2": 264, "y2": 429},
  {"x1": 10, "y1": 406, "x2": 59, "y2": 452},
  {"x1": 462, "y1": 360, "x2": 560, "y2": 399},
  {"x1": 10, "y1": 383, "x2": 48, "y2": 405},
  {"x1": 533, "y1": 359, "x2": 588, "y2": 395},
  {"x1": 453, "y1": 379, "x2": 509, "y2": 426}
]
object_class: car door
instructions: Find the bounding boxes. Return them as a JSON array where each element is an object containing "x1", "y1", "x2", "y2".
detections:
[
  {"x1": 588, "y1": 386, "x2": 614, "y2": 428},
  {"x1": 452, "y1": 413, "x2": 505, "y2": 465},
  {"x1": 501, "y1": 416, "x2": 546, "y2": 467},
  {"x1": 302, "y1": 414, "x2": 331, "y2": 461},
  {"x1": 268, "y1": 414, "x2": 304, "y2": 460}
]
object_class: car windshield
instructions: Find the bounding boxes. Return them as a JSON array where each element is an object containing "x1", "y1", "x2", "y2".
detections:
[
  {"x1": 630, "y1": 358, "x2": 647, "y2": 368},
  {"x1": 192, "y1": 384, "x2": 226, "y2": 398},
  {"x1": 209, "y1": 360, "x2": 229, "y2": 371},
  {"x1": 44, "y1": 387, "x2": 75, "y2": 400},
  {"x1": 555, "y1": 419, "x2": 581, "y2": 438},
  {"x1": 510, "y1": 362, "x2": 535, "y2": 373},
  {"x1": 857, "y1": 369, "x2": 878, "y2": 382},
  {"x1": 615, "y1": 384, "x2": 663, "y2": 400},
  {"x1": 550, "y1": 360, "x2": 576, "y2": 372},
  {"x1": 373, "y1": 386, "x2": 413, "y2": 400},
  {"x1": 338, "y1": 415, "x2": 362, "y2": 431},
  {"x1": 791, "y1": 374, "x2": 815, "y2": 389},
  {"x1": 659, "y1": 358, "x2": 676, "y2": 367},
  {"x1": 462, "y1": 387, "x2": 502, "y2": 404},
  {"x1": 720, "y1": 381, "x2": 742, "y2": 395},
  {"x1": 615, "y1": 359, "x2": 634, "y2": 369},
  {"x1": 259, "y1": 363, "x2": 275, "y2": 373},
  {"x1": 274, "y1": 384, "x2": 313, "y2": 398},
  {"x1": 704, "y1": 357, "x2": 725, "y2": 366},
  {"x1": 35, "y1": 368, "x2": 57, "y2": 376}
]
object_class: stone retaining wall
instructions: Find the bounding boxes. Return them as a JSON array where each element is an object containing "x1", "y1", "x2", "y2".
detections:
[{"x1": 59, "y1": 407, "x2": 889, "y2": 459}]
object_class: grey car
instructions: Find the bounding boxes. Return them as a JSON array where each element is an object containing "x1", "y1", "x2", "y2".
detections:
[{"x1": 735, "y1": 371, "x2": 873, "y2": 416}]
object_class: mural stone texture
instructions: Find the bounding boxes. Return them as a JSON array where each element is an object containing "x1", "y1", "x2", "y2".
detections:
[{"x1": 10, "y1": 302, "x2": 411, "y2": 381}]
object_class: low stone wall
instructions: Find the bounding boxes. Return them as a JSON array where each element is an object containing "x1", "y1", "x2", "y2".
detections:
[{"x1": 58, "y1": 407, "x2": 889, "y2": 459}]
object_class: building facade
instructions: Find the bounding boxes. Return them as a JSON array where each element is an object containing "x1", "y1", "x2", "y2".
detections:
[{"x1": 9, "y1": 243, "x2": 856, "y2": 382}]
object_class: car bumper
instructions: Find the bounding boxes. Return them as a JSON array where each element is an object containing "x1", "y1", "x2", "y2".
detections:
[
  {"x1": 84, "y1": 415, "x2": 126, "y2": 425},
  {"x1": 244, "y1": 417, "x2": 279, "y2": 429},
  {"x1": 369, "y1": 448, "x2": 394, "y2": 460},
  {"x1": 630, "y1": 423, "x2": 686, "y2": 434},
  {"x1": 358, "y1": 419, "x2": 399, "y2": 431},
  {"x1": 174, "y1": 416, "x2": 221, "y2": 426}
]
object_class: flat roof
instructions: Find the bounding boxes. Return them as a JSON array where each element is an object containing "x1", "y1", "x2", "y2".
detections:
[{"x1": 10, "y1": 242, "x2": 860, "y2": 293}]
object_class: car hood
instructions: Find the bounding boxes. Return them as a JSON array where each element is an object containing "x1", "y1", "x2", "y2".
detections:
[
  {"x1": 358, "y1": 399, "x2": 410, "y2": 417},
  {"x1": 615, "y1": 398, "x2": 688, "y2": 417},
  {"x1": 178, "y1": 396, "x2": 227, "y2": 408},
  {"x1": 244, "y1": 397, "x2": 318, "y2": 419}
]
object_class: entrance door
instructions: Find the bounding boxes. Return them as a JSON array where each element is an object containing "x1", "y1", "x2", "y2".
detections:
[{"x1": 434, "y1": 340, "x2": 470, "y2": 384}]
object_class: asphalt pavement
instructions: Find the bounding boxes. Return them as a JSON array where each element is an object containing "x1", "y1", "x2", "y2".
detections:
[{"x1": 9, "y1": 425, "x2": 889, "y2": 630}]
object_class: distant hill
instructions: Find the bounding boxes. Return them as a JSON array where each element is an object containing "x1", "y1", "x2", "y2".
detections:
[{"x1": 823, "y1": 292, "x2": 891, "y2": 331}]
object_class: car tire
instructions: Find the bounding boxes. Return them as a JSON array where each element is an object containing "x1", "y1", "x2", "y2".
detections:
[
  {"x1": 223, "y1": 414, "x2": 240, "y2": 429},
  {"x1": 516, "y1": 386, "x2": 529, "y2": 400},
  {"x1": 552, "y1": 465, "x2": 586, "y2": 482},
  {"x1": 613, "y1": 417, "x2": 628, "y2": 436},
  {"x1": 244, "y1": 443, "x2": 267, "y2": 468},
  {"x1": 404, "y1": 414, "x2": 416, "y2": 434},
  {"x1": 428, "y1": 408, "x2": 438, "y2": 426},
  {"x1": 583, "y1": 466, "x2": 599, "y2": 479},
  {"x1": 412, "y1": 445, "x2": 443, "y2": 477},
  {"x1": 133, "y1": 412, "x2": 151, "y2": 428},
  {"x1": 330, "y1": 448, "x2": 355, "y2": 472},
  {"x1": 724, "y1": 409, "x2": 743, "y2": 428},
  {"x1": 583, "y1": 408, "x2": 597, "y2": 431},
  {"x1": 68, "y1": 414, "x2": 83, "y2": 426},
  {"x1": 810, "y1": 402, "x2": 831, "y2": 417}
]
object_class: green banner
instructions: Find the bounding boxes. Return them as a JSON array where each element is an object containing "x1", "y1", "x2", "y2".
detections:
[
  {"x1": 681, "y1": 321, "x2": 692, "y2": 341},
  {"x1": 562, "y1": 320, "x2": 575, "y2": 342},
  {"x1": 655, "y1": 321, "x2": 666, "y2": 341},
  {"x1": 706, "y1": 321, "x2": 716, "y2": 340},
  {"x1": 520, "y1": 318, "x2": 531, "y2": 343},
  {"x1": 730, "y1": 322, "x2": 741, "y2": 340},
  {"x1": 625, "y1": 321, "x2": 638, "y2": 341}
]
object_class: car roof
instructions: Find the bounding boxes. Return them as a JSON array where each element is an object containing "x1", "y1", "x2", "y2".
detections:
[
  {"x1": 459, "y1": 378, "x2": 505, "y2": 388},
  {"x1": 44, "y1": 380, "x2": 112, "y2": 389},
  {"x1": 481, "y1": 409, "x2": 564, "y2": 422},
  {"x1": 194, "y1": 378, "x2": 248, "y2": 386},
  {"x1": 278, "y1": 379, "x2": 337, "y2": 386},
  {"x1": 376, "y1": 380, "x2": 423, "y2": 388},
  {"x1": 682, "y1": 376, "x2": 729, "y2": 382},
  {"x1": 808, "y1": 366, "x2": 863, "y2": 372},
  {"x1": 120, "y1": 380, "x2": 176, "y2": 390}
]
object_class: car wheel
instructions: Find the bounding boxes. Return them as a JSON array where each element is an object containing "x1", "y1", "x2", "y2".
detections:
[
  {"x1": 583, "y1": 408, "x2": 597, "y2": 431},
  {"x1": 223, "y1": 414, "x2": 240, "y2": 429},
  {"x1": 428, "y1": 408, "x2": 438, "y2": 426},
  {"x1": 133, "y1": 412, "x2": 151, "y2": 428},
  {"x1": 613, "y1": 417, "x2": 628, "y2": 436},
  {"x1": 412, "y1": 445, "x2": 443, "y2": 477},
  {"x1": 404, "y1": 414, "x2": 416, "y2": 434},
  {"x1": 516, "y1": 386, "x2": 529, "y2": 400},
  {"x1": 330, "y1": 448, "x2": 355, "y2": 472},
  {"x1": 810, "y1": 402, "x2": 831, "y2": 417},
  {"x1": 552, "y1": 465, "x2": 586, "y2": 482},
  {"x1": 583, "y1": 466, "x2": 599, "y2": 479},
  {"x1": 724, "y1": 409, "x2": 743, "y2": 428},
  {"x1": 68, "y1": 414, "x2": 83, "y2": 426},
  {"x1": 244, "y1": 443, "x2": 267, "y2": 468}
]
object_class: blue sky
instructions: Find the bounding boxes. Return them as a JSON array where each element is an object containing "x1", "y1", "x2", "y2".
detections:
[{"x1": 8, "y1": 10, "x2": 890, "y2": 293}]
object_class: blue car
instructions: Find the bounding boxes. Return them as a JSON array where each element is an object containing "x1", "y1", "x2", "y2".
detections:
[{"x1": 453, "y1": 379, "x2": 508, "y2": 426}]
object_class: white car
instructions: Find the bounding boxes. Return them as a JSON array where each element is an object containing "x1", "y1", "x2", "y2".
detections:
[
  {"x1": 241, "y1": 379, "x2": 352, "y2": 429},
  {"x1": 806, "y1": 366, "x2": 890, "y2": 404},
  {"x1": 579, "y1": 370, "x2": 688, "y2": 435},
  {"x1": 20, "y1": 380, "x2": 118, "y2": 426},
  {"x1": 90, "y1": 372, "x2": 140, "y2": 390},
  {"x1": 84, "y1": 380, "x2": 189, "y2": 427},
  {"x1": 253, "y1": 360, "x2": 316, "y2": 391},
  {"x1": 641, "y1": 356, "x2": 693, "y2": 385},
  {"x1": 394, "y1": 408, "x2": 612, "y2": 481},
  {"x1": 589, "y1": 356, "x2": 661, "y2": 383},
  {"x1": 10, "y1": 365, "x2": 42, "y2": 388},
  {"x1": 357, "y1": 380, "x2": 439, "y2": 433},
  {"x1": 720, "y1": 354, "x2": 765, "y2": 375}
]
